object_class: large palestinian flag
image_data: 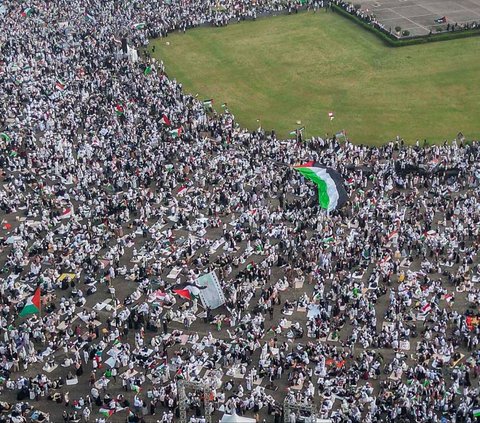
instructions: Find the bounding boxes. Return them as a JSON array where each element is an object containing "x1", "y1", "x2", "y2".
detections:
[
  {"x1": 19, "y1": 287, "x2": 41, "y2": 317},
  {"x1": 294, "y1": 161, "x2": 348, "y2": 212}
]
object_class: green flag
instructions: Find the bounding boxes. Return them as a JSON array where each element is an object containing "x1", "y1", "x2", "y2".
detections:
[{"x1": 0, "y1": 133, "x2": 11, "y2": 142}]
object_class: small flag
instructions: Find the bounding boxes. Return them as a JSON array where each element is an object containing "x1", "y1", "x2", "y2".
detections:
[
  {"x1": 131, "y1": 384, "x2": 141, "y2": 393},
  {"x1": 60, "y1": 207, "x2": 74, "y2": 219},
  {"x1": 169, "y1": 127, "x2": 182, "y2": 137},
  {"x1": 177, "y1": 186, "x2": 187, "y2": 196},
  {"x1": 160, "y1": 114, "x2": 171, "y2": 126},
  {"x1": 444, "y1": 294, "x2": 454, "y2": 303},
  {"x1": 0, "y1": 133, "x2": 11, "y2": 142},
  {"x1": 289, "y1": 127, "x2": 304, "y2": 136},
  {"x1": 144, "y1": 65, "x2": 152, "y2": 76},
  {"x1": 55, "y1": 79, "x2": 66, "y2": 91},
  {"x1": 434, "y1": 16, "x2": 447, "y2": 23},
  {"x1": 473, "y1": 409, "x2": 480, "y2": 417},
  {"x1": 85, "y1": 14, "x2": 96, "y2": 24},
  {"x1": 321, "y1": 236, "x2": 334, "y2": 243},
  {"x1": 328, "y1": 112, "x2": 334, "y2": 121},
  {"x1": 19, "y1": 287, "x2": 41, "y2": 317},
  {"x1": 203, "y1": 99, "x2": 213, "y2": 107},
  {"x1": 133, "y1": 22, "x2": 146, "y2": 30},
  {"x1": 21, "y1": 7, "x2": 33, "y2": 17},
  {"x1": 99, "y1": 408, "x2": 114, "y2": 417},
  {"x1": 221, "y1": 103, "x2": 227, "y2": 108},
  {"x1": 115, "y1": 104, "x2": 125, "y2": 116},
  {"x1": 421, "y1": 303, "x2": 431, "y2": 314},
  {"x1": 387, "y1": 230, "x2": 399, "y2": 241}
]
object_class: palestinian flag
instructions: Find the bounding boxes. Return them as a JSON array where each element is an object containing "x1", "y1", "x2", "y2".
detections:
[
  {"x1": 289, "y1": 127, "x2": 305, "y2": 136},
  {"x1": 144, "y1": 65, "x2": 152, "y2": 76},
  {"x1": 473, "y1": 408, "x2": 480, "y2": 417},
  {"x1": 0, "y1": 133, "x2": 11, "y2": 142},
  {"x1": 294, "y1": 162, "x2": 348, "y2": 212},
  {"x1": 435, "y1": 16, "x2": 447, "y2": 23},
  {"x1": 115, "y1": 104, "x2": 125, "y2": 116},
  {"x1": 160, "y1": 114, "x2": 171, "y2": 126},
  {"x1": 203, "y1": 99, "x2": 213, "y2": 107},
  {"x1": 169, "y1": 127, "x2": 182, "y2": 137},
  {"x1": 99, "y1": 408, "x2": 114, "y2": 417},
  {"x1": 172, "y1": 283, "x2": 206, "y2": 300},
  {"x1": 421, "y1": 303, "x2": 431, "y2": 314},
  {"x1": 60, "y1": 206, "x2": 74, "y2": 219},
  {"x1": 131, "y1": 384, "x2": 141, "y2": 393},
  {"x1": 21, "y1": 7, "x2": 33, "y2": 17},
  {"x1": 221, "y1": 103, "x2": 227, "y2": 108},
  {"x1": 328, "y1": 112, "x2": 334, "y2": 121},
  {"x1": 177, "y1": 185, "x2": 187, "y2": 196},
  {"x1": 175, "y1": 367, "x2": 184, "y2": 379},
  {"x1": 321, "y1": 236, "x2": 334, "y2": 244},
  {"x1": 19, "y1": 287, "x2": 41, "y2": 317},
  {"x1": 387, "y1": 230, "x2": 399, "y2": 241},
  {"x1": 56, "y1": 79, "x2": 66, "y2": 91},
  {"x1": 133, "y1": 22, "x2": 146, "y2": 30}
]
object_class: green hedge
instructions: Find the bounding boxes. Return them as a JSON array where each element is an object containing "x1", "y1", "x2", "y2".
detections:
[{"x1": 331, "y1": 4, "x2": 480, "y2": 47}]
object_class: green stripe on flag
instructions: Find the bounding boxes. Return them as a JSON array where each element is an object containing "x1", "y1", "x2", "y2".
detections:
[
  {"x1": 0, "y1": 133, "x2": 11, "y2": 142},
  {"x1": 294, "y1": 167, "x2": 330, "y2": 210}
]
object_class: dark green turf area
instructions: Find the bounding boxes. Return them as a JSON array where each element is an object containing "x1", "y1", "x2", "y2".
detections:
[{"x1": 151, "y1": 12, "x2": 480, "y2": 144}]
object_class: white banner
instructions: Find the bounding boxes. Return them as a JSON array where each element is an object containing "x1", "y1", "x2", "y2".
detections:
[{"x1": 197, "y1": 271, "x2": 225, "y2": 310}]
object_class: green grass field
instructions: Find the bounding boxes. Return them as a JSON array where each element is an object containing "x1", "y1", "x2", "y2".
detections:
[{"x1": 150, "y1": 12, "x2": 480, "y2": 144}]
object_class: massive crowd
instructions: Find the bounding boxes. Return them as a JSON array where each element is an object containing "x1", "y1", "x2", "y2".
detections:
[{"x1": 0, "y1": 0, "x2": 479, "y2": 422}]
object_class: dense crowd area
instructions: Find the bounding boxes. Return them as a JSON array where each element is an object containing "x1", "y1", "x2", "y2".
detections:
[{"x1": 0, "y1": 0, "x2": 480, "y2": 423}]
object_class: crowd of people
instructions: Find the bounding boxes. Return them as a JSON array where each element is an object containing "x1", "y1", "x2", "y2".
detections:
[{"x1": 0, "y1": 0, "x2": 480, "y2": 422}]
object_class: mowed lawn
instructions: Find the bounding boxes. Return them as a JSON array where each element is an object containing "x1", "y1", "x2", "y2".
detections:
[{"x1": 150, "y1": 13, "x2": 480, "y2": 144}]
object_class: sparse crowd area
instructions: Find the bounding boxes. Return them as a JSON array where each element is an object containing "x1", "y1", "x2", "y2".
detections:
[{"x1": 0, "y1": 1, "x2": 480, "y2": 423}]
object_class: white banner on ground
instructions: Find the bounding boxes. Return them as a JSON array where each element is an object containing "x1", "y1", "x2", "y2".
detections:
[{"x1": 197, "y1": 271, "x2": 225, "y2": 310}]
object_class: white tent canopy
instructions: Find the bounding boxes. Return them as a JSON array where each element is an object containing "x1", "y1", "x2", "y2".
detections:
[{"x1": 220, "y1": 413, "x2": 256, "y2": 423}]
